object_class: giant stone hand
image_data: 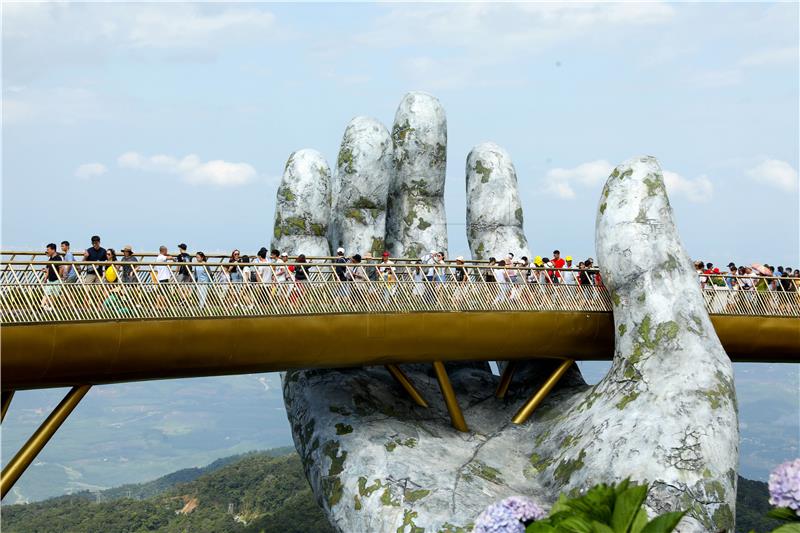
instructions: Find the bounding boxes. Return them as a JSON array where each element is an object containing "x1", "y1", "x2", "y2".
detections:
[{"x1": 277, "y1": 93, "x2": 738, "y2": 532}]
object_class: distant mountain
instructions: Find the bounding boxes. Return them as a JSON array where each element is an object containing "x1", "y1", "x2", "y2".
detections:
[
  {"x1": 0, "y1": 448, "x2": 783, "y2": 533},
  {"x1": 1, "y1": 448, "x2": 333, "y2": 533}
]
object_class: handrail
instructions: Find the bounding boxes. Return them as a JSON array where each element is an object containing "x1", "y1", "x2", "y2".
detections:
[
  {"x1": 2, "y1": 250, "x2": 588, "y2": 266},
  {"x1": 1, "y1": 257, "x2": 798, "y2": 324}
]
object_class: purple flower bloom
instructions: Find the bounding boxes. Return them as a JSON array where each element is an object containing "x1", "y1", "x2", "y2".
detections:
[
  {"x1": 474, "y1": 496, "x2": 546, "y2": 533},
  {"x1": 501, "y1": 495, "x2": 547, "y2": 522},
  {"x1": 769, "y1": 459, "x2": 800, "y2": 516}
]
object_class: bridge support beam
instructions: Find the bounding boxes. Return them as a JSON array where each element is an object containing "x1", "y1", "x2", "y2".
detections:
[
  {"x1": 495, "y1": 361, "x2": 517, "y2": 399},
  {"x1": 1, "y1": 384, "x2": 91, "y2": 499},
  {"x1": 432, "y1": 361, "x2": 468, "y2": 432},
  {"x1": 1, "y1": 390, "x2": 14, "y2": 423},
  {"x1": 385, "y1": 364, "x2": 428, "y2": 408},
  {"x1": 511, "y1": 359, "x2": 573, "y2": 425}
]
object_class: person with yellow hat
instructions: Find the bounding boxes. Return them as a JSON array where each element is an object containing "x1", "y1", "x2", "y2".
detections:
[{"x1": 563, "y1": 255, "x2": 576, "y2": 285}]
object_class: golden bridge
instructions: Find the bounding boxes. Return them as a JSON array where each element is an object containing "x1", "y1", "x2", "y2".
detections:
[{"x1": 2, "y1": 250, "x2": 798, "y2": 498}]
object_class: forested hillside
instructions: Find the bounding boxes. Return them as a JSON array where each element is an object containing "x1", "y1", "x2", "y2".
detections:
[
  {"x1": 1, "y1": 447, "x2": 781, "y2": 532},
  {"x1": 1, "y1": 449, "x2": 332, "y2": 533}
]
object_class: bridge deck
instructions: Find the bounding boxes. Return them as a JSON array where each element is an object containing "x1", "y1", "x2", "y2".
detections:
[{"x1": 2, "y1": 258, "x2": 798, "y2": 390}]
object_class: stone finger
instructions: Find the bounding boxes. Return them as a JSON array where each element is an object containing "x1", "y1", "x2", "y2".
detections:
[
  {"x1": 330, "y1": 116, "x2": 393, "y2": 256},
  {"x1": 272, "y1": 149, "x2": 332, "y2": 256},
  {"x1": 577, "y1": 155, "x2": 738, "y2": 531},
  {"x1": 466, "y1": 142, "x2": 530, "y2": 260},
  {"x1": 386, "y1": 91, "x2": 448, "y2": 258}
]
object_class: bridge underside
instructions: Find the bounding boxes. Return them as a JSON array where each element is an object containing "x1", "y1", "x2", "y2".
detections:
[{"x1": 3, "y1": 312, "x2": 798, "y2": 391}]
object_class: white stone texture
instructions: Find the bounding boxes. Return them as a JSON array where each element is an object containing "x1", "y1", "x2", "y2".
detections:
[
  {"x1": 272, "y1": 149, "x2": 332, "y2": 256},
  {"x1": 386, "y1": 92, "x2": 448, "y2": 258},
  {"x1": 330, "y1": 116, "x2": 393, "y2": 256},
  {"x1": 466, "y1": 142, "x2": 530, "y2": 260},
  {"x1": 281, "y1": 155, "x2": 739, "y2": 533},
  {"x1": 588, "y1": 155, "x2": 739, "y2": 531}
]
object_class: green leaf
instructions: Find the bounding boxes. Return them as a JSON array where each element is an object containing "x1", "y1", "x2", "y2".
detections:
[
  {"x1": 768, "y1": 507, "x2": 800, "y2": 521},
  {"x1": 551, "y1": 493, "x2": 572, "y2": 515},
  {"x1": 629, "y1": 507, "x2": 649, "y2": 533},
  {"x1": 640, "y1": 511, "x2": 686, "y2": 533},
  {"x1": 771, "y1": 525, "x2": 800, "y2": 533},
  {"x1": 591, "y1": 521, "x2": 616, "y2": 533},
  {"x1": 614, "y1": 478, "x2": 632, "y2": 496},
  {"x1": 611, "y1": 485, "x2": 648, "y2": 532},
  {"x1": 556, "y1": 515, "x2": 594, "y2": 533},
  {"x1": 526, "y1": 522, "x2": 557, "y2": 533}
]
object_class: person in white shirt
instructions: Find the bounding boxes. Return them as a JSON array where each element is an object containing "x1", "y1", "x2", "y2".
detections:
[
  {"x1": 423, "y1": 250, "x2": 437, "y2": 281},
  {"x1": 254, "y1": 247, "x2": 271, "y2": 282},
  {"x1": 493, "y1": 259, "x2": 508, "y2": 303},
  {"x1": 156, "y1": 246, "x2": 172, "y2": 283},
  {"x1": 411, "y1": 262, "x2": 426, "y2": 300},
  {"x1": 240, "y1": 255, "x2": 256, "y2": 309},
  {"x1": 377, "y1": 251, "x2": 396, "y2": 301},
  {"x1": 154, "y1": 245, "x2": 173, "y2": 309},
  {"x1": 377, "y1": 251, "x2": 395, "y2": 280},
  {"x1": 562, "y1": 255, "x2": 577, "y2": 285}
]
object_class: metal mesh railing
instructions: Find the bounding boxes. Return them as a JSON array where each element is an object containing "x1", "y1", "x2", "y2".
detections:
[{"x1": 1, "y1": 258, "x2": 798, "y2": 325}]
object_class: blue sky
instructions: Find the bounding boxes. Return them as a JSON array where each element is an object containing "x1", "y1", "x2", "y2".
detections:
[{"x1": 3, "y1": 2, "x2": 798, "y2": 266}]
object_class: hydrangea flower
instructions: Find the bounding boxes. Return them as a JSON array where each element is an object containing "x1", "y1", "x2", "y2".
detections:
[
  {"x1": 474, "y1": 496, "x2": 546, "y2": 533},
  {"x1": 768, "y1": 459, "x2": 800, "y2": 516}
]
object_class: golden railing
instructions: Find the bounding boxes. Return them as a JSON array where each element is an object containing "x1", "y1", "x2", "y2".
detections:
[{"x1": 1, "y1": 258, "x2": 798, "y2": 325}]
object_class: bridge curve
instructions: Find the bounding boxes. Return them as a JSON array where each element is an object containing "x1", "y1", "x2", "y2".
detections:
[{"x1": 2, "y1": 255, "x2": 798, "y2": 390}]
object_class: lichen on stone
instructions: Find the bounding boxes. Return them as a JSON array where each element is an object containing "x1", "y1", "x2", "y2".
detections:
[
  {"x1": 474, "y1": 160, "x2": 492, "y2": 184},
  {"x1": 336, "y1": 423, "x2": 353, "y2": 435},
  {"x1": 553, "y1": 449, "x2": 586, "y2": 484},
  {"x1": 467, "y1": 460, "x2": 504, "y2": 484}
]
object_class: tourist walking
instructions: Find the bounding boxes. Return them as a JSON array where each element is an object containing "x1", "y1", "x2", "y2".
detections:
[
  {"x1": 104, "y1": 248, "x2": 119, "y2": 283},
  {"x1": 83, "y1": 235, "x2": 106, "y2": 283},
  {"x1": 41, "y1": 243, "x2": 65, "y2": 311},
  {"x1": 175, "y1": 244, "x2": 192, "y2": 283},
  {"x1": 226, "y1": 250, "x2": 243, "y2": 283},
  {"x1": 194, "y1": 252, "x2": 211, "y2": 309},
  {"x1": 121, "y1": 246, "x2": 138, "y2": 283},
  {"x1": 60, "y1": 241, "x2": 78, "y2": 283}
]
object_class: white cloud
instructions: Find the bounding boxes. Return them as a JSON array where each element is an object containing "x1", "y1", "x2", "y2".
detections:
[
  {"x1": 543, "y1": 160, "x2": 614, "y2": 199},
  {"x1": 543, "y1": 160, "x2": 713, "y2": 202},
  {"x1": 690, "y1": 69, "x2": 744, "y2": 89},
  {"x1": 355, "y1": 3, "x2": 673, "y2": 52},
  {"x1": 3, "y1": 3, "x2": 280, "y2": 83},
  {"x1": 118, "y1": 152, "x2": 256, "y2": 187},
  {"x1": 662, "y1": 171, "x2": 713, "y2": 203},
  {"x1": 739, "y1": 46, "x2": 799, "y2": 67},
  {"x1": 746, "y1": 159, "x2": 798, "y2": 191},
  {"x1": 3, "y1": 86, "x2": 111, "y2": 125},
  {"x1": 335, "y1": 3, "x2": 673, "y2": 89},
  {"x1": 74, "y1": 162, "x2": 108, "y2": 180}
]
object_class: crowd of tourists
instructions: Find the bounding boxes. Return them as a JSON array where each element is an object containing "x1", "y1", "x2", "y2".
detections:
[
  {"x1": 40, "y1": 238, "x2": 602, "y2": 288},
  {"x1": 694, "y1": 260, "x2": 799, "y2": 293},
  {"x1": 36, "y1": 235, "x2": 797, "y2": 311}
]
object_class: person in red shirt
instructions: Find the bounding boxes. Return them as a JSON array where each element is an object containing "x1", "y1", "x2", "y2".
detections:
[{"x1": 551, "y1": 250, "x2": 565, "y2": 283}]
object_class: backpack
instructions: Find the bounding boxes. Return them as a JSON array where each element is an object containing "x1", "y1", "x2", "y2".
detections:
[
  {"x1": 105, "y1": 267, "x2": 118, "y2": 283},
  {"x1": 250, "y1": 270, "x2": 258, "y2": 283}
]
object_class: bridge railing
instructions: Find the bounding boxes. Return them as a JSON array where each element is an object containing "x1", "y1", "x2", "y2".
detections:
[{"x1": 0, "y1": 259, "x2": 797, "y2": 324}]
